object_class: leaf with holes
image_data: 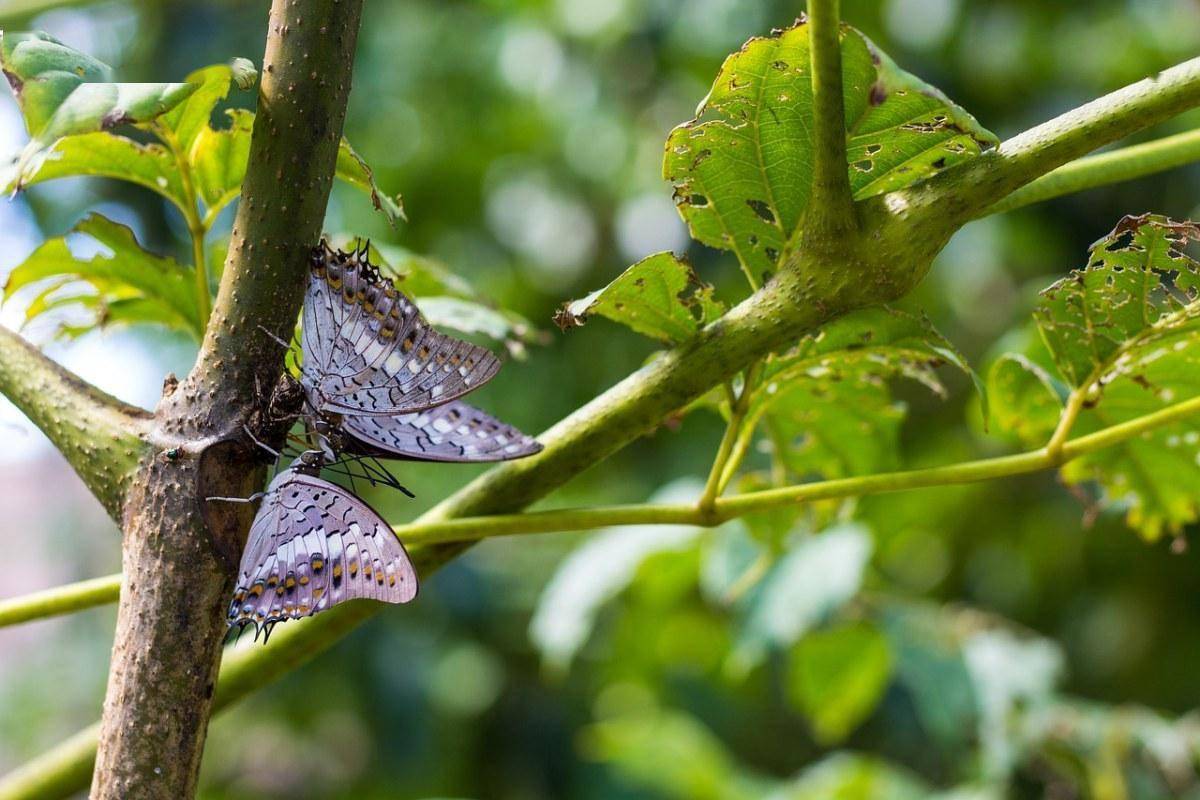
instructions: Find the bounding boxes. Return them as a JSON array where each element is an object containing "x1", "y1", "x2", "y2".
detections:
[
  {"x1": 155, "y1": 58, "x2": 256, "y2": 152},
  {"x1": 189, "y1": 108, "x2": 254, "y2": 212},
  {"x1": 1006, "y1": 215, "x2": 1200, "y2": 539},
  {"x1": 1, "y1": 31, "x2": 196, "y2": 190},
  {"x1": 749, "y1": 307, "x2": 976, "y2": 481},
  {"x1": 555, "y1": 252, "x2": 725, "y2": 345},
  {"x1": 3, "y1": 213, "x2": 200, "y2": 339},
  {"x1": 986, "y1": 353, "x2": 1063, "y2": 445},
  {"x1": 664, "y1": 19, "x2": 995, "y2": 280}
]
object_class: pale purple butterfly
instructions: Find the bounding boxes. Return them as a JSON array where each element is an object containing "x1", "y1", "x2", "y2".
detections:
[{"x1": 228, "y1": 464, "x2": 418, "y2": 639}]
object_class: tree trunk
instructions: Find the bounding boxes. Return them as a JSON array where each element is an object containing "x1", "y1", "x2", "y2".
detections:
[{"x1": 90, "y1": 0, "x2": 364, "y2": 796}]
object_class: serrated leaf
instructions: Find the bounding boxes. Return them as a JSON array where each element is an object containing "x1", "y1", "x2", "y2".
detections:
[
  {"x1": 1, "y1": 31, "x2": 196, "y2": 190},
  {"x1": 3, "y1": 213, "x2": 200, "y2": 339},
  {"x1": 788, "y1": 622, "x2": 893, "y2": 745},
  {"x1": 664, "y1": 20, "x2": 995, "y2": 278},
  {"x1": 752, "y1": 307, "x2": 974, "y2": 481},
  {"x1": 1035, "y1": 214, "x2": 1200, "y2": 388},
  {"x1": 189, "y1": 108, "x2": 254, "y2": 211},
  {"x1": 986, "y1": 354, "x2": 1063, "y2": 445},
  {"x1": 729, "y1": 523, "x2": 871, "y2": 675},
  {"x1": 1016, "y1": 215, "x2": 1200, "y2": 539},
  {"x1": 555, "y1": 251, "x2": 725, "y2": 345},
  {"x1": 336, "y1": 138, "x2": 405, "y2": 226},
  {"x1": 157, "y1": 58, "x2": 256, "y2": 152},
  {"x1": 10, "y1": 132, "x2": 188, "y2": 210}
]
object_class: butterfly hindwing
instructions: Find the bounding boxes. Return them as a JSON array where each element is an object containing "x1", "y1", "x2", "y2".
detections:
[
  {"x1": 228, "y1": 470, "x2": 418, "y2": 633},
  {"x1": 340, "y1": 399, "x2": 543, "y2": 462}
]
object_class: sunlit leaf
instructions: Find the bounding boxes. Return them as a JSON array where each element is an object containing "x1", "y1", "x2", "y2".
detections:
[
  {"x1": 189, "y1": 108, "x2": 254, "y2": 211},
  {"x1": 729, "y1": 523, "x2": 872, "y2": 675},
  {"x1": 157, "y1": 58, "x2": 256, "y2": 152},
  {"x1": 3, "y1": 213, "x2": 200, "y2": 339},
  {"x1": 336, "y1": 137, "x2": 406, "y2": 226},
  {"x1": 555, "y1": 251, "x2": 725, "y2": 345},
  {"x1": 788, "y1": 622, "x2": 893, "y2": 745},
  {"x1": 1, "y1": 31, "x2": 195, "y2": 189},
  {"x1": 664, "y1": 19, "x2": 995, "y2": 278},
  {"x1": 9, "y1": 132, "x2": 188, "y2": 210}
]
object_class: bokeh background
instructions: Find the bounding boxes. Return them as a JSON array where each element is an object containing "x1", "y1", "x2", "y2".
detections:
[{"x1": 1, "y1": 1, "x2": 1200, "y2": 798}]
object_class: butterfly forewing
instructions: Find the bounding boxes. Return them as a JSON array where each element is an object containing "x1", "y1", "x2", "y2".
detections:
[
  {"x1": 229, "y1": 470, "x2": 418, "y2": 633},
  {"x1": 341, "y1": 399, "x2": 543, "y2": 462},
  {"x1": 303, "y1": 244, "x2": 501, "y2": 416}
]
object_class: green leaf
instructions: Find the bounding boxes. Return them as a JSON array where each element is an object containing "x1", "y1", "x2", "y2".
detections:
[
  {"x1": 555, "y1": 252, "x2": 725, "y2": 345},
  {"x1": 986, "y1": 354, "x2": 1063, "y2": 445},
  {"x1": 3, "y1": 213, "x2": 200, "y2": 339},
  {"x1": 1035, "y1": 214, "x2": 1200, "y2": 388},
  {"x1": 664, "y1": 20, "x2": 995, "y2": 278},
  {"x1": 729, "y1": 523, "x2": 872, "y2": 675},
  {"x1": 189, "y1": 108, "x2": 254, "y2": 211},
  {"x1": 1, "y1": 31, "x2": 196, "y2": 189},
  {"x1": 1016, "y1": 215, "x2": 1200, "y2": 539},
  {"x1": 580, "y1": 707, "x2": 765, "y2": 800},
  {"x1": 336, "y1": 138, "x2": 406, "y2": 226},
  {"x1": 157, "y1": 58, "x2": 256, "y2": 152},
  {"x1": 788, "y1": 622, "x2": 893, "y2": 745},
  {"x1": 752, "y1": 307, "x2": 974, "y2": 481},
  {"x1": 417, "y1": 296, "x2": 542, "y2": 358},
  {"x1": 770, "y1": 753, "x2": 931, "y2": 800}
]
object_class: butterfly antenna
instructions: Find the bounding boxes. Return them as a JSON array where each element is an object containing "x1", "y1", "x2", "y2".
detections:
[
  {"x1": 256, "y1": 325, "x2": 293, "y2": 351},
  {"x1": 206, "y1": 492, "x2": 266, "y2": 505},
  {"x1": 243, "y1": 424, "x2": 283, "y2": 461}
]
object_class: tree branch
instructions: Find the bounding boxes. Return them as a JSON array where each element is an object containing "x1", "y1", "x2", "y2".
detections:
[
  {"x1": 804, "y1": 0, "x2": 855, "y2": 239},
  {"x1": 982, "y1": 127, "x2": 1200, "y2": 216},
  {"x1": 0, "y1": 574, "x2": 120, "y2": 628},
  {"x1": 89, "y1": 1, "x2": 365, "y2": 797},
  {"x1": 0, "y1": 326, "x2": 149, "y2": 521}
]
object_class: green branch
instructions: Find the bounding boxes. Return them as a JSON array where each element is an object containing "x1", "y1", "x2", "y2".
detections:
[
  {"x1": 868, "y1": 56, "x2": 1200, "y2": 265},
  {"x1": 0, "y1": 575, "x2": 120, "y2": 628},
  {"x1": 0, "y1": 327, "x2": 150, "y2": 521},
  {"x1": 984, "y1": 127, "x2": 1200, "y2": 215},
  {"x1": 803, "y1": 0, "x2": 856, "y2": 239}
]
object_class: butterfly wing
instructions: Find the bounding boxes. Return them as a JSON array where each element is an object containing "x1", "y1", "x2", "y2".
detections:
[
  {"x1": 303, "y1": 244, "x2": 500, "y2": 416},
  {"x1": 340, "y1": 399, "x2": 543, "y2": 462},
  {"x1": 229, "y1": 471, "x2": 418, "y2": 633}
]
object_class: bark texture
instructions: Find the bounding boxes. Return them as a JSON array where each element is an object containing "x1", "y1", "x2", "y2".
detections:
[{"x1": 90, "y1": 1, "x2": 364, "y2": 796}]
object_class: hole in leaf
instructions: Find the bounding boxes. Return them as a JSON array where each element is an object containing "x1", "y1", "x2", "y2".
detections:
[
  {"x1": 746, "y1": 199, "x2": 776, "y2": 224},
  {"x1": 853, "y1": 160, "x2": 873, "y2": 173},
  {"x1": 688, "y1": 194, "x2": 709, "y2": 207}
]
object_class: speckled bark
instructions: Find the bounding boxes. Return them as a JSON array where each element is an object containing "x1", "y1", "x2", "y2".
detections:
[{"x1": 90, "y1": 1, "x2": 363, "y2": 797}]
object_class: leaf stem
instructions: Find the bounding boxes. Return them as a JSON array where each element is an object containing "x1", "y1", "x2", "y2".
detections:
[
  {"x1": 1045, "y1": 388, "x2": 1086, "y2": 461},
  {"x1": 700, "y1": 365, "x2": 760, "y2": 509},
  {"x1": 983, "y1": 127, "x2": 1200, "y2": 216},
  {"x1": 804, "y1": 0, "x2": 856, "y2": 240},
  {"x1": 0, "y1": 575, "x2": 121, "y2": 628},
  {"x1": 155, "y1": 123, "x2": 212, "y2": 329}
]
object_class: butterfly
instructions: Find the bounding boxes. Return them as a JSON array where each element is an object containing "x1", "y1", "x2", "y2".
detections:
[
  {"x1": 298, "y1": 242, "x2": 542, "y2": 463},
  {"x1": 228, "y1": 464, "x2": 418, "y2": 640},
  {"x1": 226, "y1": 242, "x2": 542, "y2": 638}
]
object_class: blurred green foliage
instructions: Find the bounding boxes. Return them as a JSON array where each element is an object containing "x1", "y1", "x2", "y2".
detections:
[{"x1": 2, "y1": 1, "x2": 1200, "y2": 799}]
